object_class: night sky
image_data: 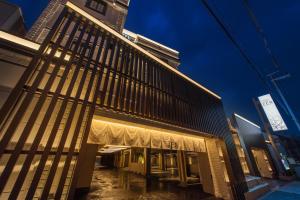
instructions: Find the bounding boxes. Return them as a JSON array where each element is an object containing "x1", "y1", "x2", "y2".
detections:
[{"x1": 7, "y1": 0, "x2": 300, "y2": 138}]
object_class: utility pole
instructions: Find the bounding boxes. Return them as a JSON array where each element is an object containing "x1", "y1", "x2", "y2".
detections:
[
  {"x1": 253, "y1": 98, "x2": 286, "y2": 176},
  {"x1": 200, "y1": 0, "x2": 300, "y2": 131},
  {"x1": 268, "y1": 73, "x2": 300, "y2": 133}
]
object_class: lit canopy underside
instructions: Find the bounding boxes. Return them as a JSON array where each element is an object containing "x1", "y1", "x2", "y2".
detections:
[{"x1": 88, "y1": 118, "x2": 207, "y2": 152}]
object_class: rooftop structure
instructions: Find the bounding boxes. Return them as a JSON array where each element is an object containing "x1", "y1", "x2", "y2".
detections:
[
  {"x1": 27, "y1": 0, "x2": 130, "y2": 43},
  {"x1": 0, "y1": 1, "x2": 26, "y2": 36},
  {"x1": 123, "y1": 29, "x2": 180, "y2": 68}
]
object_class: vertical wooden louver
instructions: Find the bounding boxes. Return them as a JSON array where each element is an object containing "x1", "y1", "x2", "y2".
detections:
[{"x1": 0, "y1": 4, "x2": 247, "y2": 200}]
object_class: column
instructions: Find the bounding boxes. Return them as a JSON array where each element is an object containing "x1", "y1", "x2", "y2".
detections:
[
  {"x1": 144, "y1": 148, "x2": 151, "y2": 177},
  {"x1": 177, "y1": 150, "x2": 187, "y2": 186},
  {"x1": 75, "y1": 143, "x2": 98, "y2": 193}
]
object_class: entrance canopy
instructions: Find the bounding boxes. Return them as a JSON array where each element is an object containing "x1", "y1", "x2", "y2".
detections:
[{"x1": 88, "y1": 118, "x2": 206, "y2": 152}]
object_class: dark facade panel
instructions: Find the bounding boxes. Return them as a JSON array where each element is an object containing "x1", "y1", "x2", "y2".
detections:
[
  {"x1": 278, "y1": 135, "x2": 300, "y2": 162},
  {"x1": 232, "y1": 114, "x2": 275, "y2": 177}
]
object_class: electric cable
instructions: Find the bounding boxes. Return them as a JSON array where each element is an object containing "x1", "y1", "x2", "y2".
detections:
[
  {"x1": 241, "y1": 0, "x2": 282, "y2": 70},
  {"x1": 199, "y1": 0, "x2": 289, "y2": 114},
  {"x1": 200, "y1": 0, "x2": 266, "y2": 84},
  {"x1": 241, "y1": 0, "x2": 294, "y2": 117}
]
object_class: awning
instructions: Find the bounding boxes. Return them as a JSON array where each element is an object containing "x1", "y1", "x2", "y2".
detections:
[{"x1": 88, "y1": 119, "x2": 206, "y2": 152}]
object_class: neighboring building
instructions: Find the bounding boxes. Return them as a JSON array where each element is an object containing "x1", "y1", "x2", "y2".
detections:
[
  {"x1": 0, "y1": 30, "x2": 36, "y2": 109},
  {"x1": 230, "y1": 114, "x2": 276, "y2": 178},
  {"x1": 0, "y1": 1, "x2": 26, "y2": 36},
  {"x1": 268, "y1": 135, "x2": 300, "y2": 178},
  {"x1": 229, "y1": 114, "x2": 278, "y2": 199},
  {"x1": 27, "y1": 0, "x2": 130, "y2": 43},
  {"x1": 0, "y1": 1, "x2": 250, "y2": 200},
  {"x1": 275, "y1": 135, "x2": 300, "y2": 164},
  {"x1": 230, "y1": 113, "x2": 296, "y2": 178},
  {"x1": 123, "y1": 29, "x2": 180, "y2": 69}
]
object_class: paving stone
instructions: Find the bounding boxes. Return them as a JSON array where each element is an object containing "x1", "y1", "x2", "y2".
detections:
[{"x1": 77, "y1": 168, "x2": 218, "y2": 200}]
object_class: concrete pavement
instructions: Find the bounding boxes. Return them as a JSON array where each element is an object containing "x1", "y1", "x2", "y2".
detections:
[{"x1": 259, "y1": 181, "x2": 300, "y2": 200}]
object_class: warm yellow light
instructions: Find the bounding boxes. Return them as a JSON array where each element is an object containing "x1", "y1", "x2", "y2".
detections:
[
  {"x1": 65, "y1": 1, "x2": 221, "y2": 100},
  {"x1": 92, "y1": 116, "x2": 206, "y2": 141},
  {"x1": 0, "y1": 30, "x2": 40, "y2": 50},
  {"x1": 170, "y1": 157, "x2": 174, "y2": 166},
  {"x1": 96, "y1": 108, "x2": 215, "y2": 139},
  {"x1": 55, "y1": 50, "x2": 62, "y2": 58},
  {"x1": 64, "y1": 54, "x2": 71, "y2": 61},
  {"x1": 105, "y1": 145, "x2": 130, "y2": 148},
  {"x1": 188, "y1": 156, "x2": 193, "y2": 165},
  {"x1": 91, "y1": 116, "x2": 207, "y2": 152},
  {"x1": 46, "y1": 47, "x2": 71, "y2": 61}
]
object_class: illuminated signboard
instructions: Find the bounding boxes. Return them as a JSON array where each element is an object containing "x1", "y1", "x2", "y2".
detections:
[{"x1": 258, "y1": 94, "x2": 288, "y2": 132}]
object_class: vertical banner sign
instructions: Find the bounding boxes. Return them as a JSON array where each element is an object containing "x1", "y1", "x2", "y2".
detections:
[{"x1": 258, "y1": 94, "x2": 288, "y2": 132}]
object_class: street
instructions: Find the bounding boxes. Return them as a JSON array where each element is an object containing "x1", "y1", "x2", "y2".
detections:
[{"x1": 260, "y1": 181, "x2": 300, "y2": 200}]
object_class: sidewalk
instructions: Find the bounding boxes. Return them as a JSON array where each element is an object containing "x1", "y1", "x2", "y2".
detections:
[{"x1": 259, "y1": 181, "x2": 300, "y2": 200}]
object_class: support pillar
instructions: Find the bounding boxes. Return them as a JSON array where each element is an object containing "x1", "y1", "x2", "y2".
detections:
[
  {"x1": 206, "y1": 139, "x2": 232, "y2": 199},
  {"x1": 177, "y1": 150, "x2": 187, "y2": 186},
  {"x1": 75, "y1": 143, "x2": 98, "y2": 194},
  {"x1": 160, "y1": 149, "x2": 165, "y2": 170},
  {"x1": 144, "y1": 148, "x2": 151, "y2": 177},
  {"x1": 198, "y1": 152, "x2": 214, "y2": 195}
]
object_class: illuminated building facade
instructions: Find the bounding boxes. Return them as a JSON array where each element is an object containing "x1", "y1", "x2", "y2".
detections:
[{"x1": 0, "y1": 1, "x2": 249, "y2": 199}]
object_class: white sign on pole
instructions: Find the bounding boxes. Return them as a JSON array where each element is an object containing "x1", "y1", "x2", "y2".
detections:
[{"x1": 258, "y1": 94, "x2": 288, "y2": 132}]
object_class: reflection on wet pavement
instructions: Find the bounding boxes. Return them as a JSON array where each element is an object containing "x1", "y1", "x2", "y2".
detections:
[{"x1": 78, "y1": 168, "x2": 218, "y2": 200}]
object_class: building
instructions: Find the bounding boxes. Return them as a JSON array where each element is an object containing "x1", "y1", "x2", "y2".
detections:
[
  {"x1": 0, "y1": 0, "x2": 27, "y2": 108},
  {"x1": 0, "y1": 1, "x2": 26, "y2": 36},
  {"x1": 27, "y1": 0, "x2": 180, "y2": 68},
  {"x1": 229, "y1": 114, "x2": 280, "y2": 199},
  {"x1": 122, "y1": 29, "x2": 180, "y2": 68},
  {"x1": 270, "y1": 134, "x2": 299, "y2": 175},
  {"x1": 0, "y1": 1, "x2": 249, "y2": 199},
  {"x1": 230, "y1": 113, "x2": 296, "y2": 178},
  {"x1": 26, "y1": 0, "x2": 130, "y2": 43},
  {"x1": 276, "y1": 135, "x2": 300, "y2": 164},
  {"x1": 230, "y1": 114, "x2": 276, "y2": 178}
]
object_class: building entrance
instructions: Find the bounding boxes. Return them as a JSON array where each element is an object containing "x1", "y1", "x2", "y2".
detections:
[
  {"x1": 251, "y1": 148, "x2": 273, "y2": 178},
  {"x1": 74, "y1": 115, "x2": 233, "y2": 199}
]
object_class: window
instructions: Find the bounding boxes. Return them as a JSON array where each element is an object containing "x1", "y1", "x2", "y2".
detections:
[
  {"x1": 86, "y1": 0, "x2": 107, "y2": 15},
  {"x1": 131, "y1": 148, "x2": 144, "y2": 164}
]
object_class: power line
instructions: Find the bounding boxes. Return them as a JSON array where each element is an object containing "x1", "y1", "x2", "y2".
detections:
[
  {"x1": 199, "y1": 0, "x2": 289, "y2": 115},
  {"x1": 241, "y1": 0, "x2": 300, "y2": 132},
  {"x1": 200, "y1": 0, "x2": 266, "y2": 84},
  {"x1": 241, "y1": 0, "x2": 282, "y2": 70}
]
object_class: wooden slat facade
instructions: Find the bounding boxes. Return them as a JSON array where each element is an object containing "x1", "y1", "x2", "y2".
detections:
[{"x1": 0, "y1": 5, "x2": 247, "y2": 200}]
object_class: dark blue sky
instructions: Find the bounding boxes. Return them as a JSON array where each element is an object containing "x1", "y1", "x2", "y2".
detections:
[{"x1": 8, "y1": 0, "x2": 300, "y2": 138}]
